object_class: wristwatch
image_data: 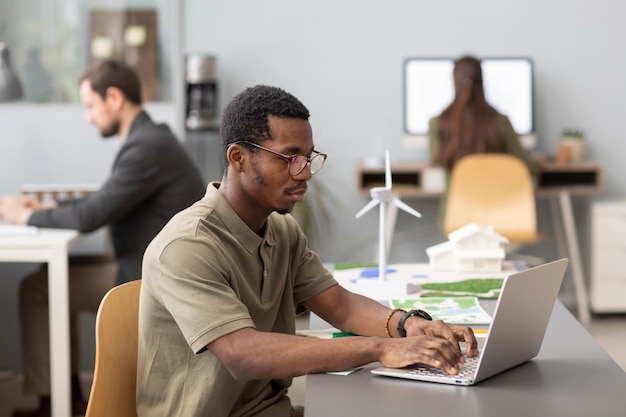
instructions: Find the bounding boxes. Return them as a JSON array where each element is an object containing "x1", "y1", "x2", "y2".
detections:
[{"x1": 397, "y1": 309, "x2": 433, "y2": 337}]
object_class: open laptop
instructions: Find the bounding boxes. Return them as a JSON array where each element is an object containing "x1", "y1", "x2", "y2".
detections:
[{"x1": 371, "y1": 258, "x2": 569, "y2": 386}]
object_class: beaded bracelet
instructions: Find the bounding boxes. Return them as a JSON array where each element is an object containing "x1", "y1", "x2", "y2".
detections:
[{"x1": 384, "y1": 308, "x2": 406, "y2": 338}]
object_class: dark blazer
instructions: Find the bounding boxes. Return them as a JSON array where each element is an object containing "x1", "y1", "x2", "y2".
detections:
[{"x1": 28, "y1": 111, "x2": 206, "y2": 283}]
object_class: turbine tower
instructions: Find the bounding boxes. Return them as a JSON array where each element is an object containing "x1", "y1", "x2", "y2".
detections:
[{"x1": 355, "y1": 150, "x2": 422, "y2": 294}]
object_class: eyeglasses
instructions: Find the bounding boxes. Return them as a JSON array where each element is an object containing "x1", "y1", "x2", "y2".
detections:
[{"x1": 235, "y1": 141, "x2": 327, "y2": 176}]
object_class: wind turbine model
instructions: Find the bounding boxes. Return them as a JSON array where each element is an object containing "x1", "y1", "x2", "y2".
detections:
[{"x1": 355, "y1": 150, "x2": 422, "y2": 295}]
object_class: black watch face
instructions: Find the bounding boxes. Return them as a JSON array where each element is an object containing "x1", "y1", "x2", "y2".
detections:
[{"x1": 417, "y1": 309, "x2": 433, "y2": 321}]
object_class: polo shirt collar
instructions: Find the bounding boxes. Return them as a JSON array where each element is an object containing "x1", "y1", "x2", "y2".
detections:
[{"x1": 205, "y1": 182, "x2": 277, "y2": 253}]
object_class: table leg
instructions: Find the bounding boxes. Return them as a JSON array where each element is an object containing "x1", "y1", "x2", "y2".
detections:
[
  {"x1": 550, "y1": 195, "x2": 576, "y2": 305},
  {"x1": 558, "y1": 190, "x2": 591, "y2": 325},
  {"x1": 48, "y1": 248, "x2": 72, "y2": 417},
  {"x1": 549, "y1": 197, "x2": 568, "y2": 261}
]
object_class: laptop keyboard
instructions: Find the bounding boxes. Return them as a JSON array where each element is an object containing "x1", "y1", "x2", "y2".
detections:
[{"x1": 406, "y1": 355, "x2": 480, "y2": 378}]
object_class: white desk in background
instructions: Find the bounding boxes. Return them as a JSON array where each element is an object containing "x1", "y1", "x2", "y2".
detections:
[
  {"x1": 357, "y1": 161, "x2": 604, "y2": 324},
  {"x1": 0, "y1": 228, "x2": 79, "y2": 417}
]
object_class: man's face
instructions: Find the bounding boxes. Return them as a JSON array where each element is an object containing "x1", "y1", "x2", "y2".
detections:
[
  {"x1": 79, "y1": 80, "x2": 120, "y2": 138},
  {"x1": 240, "y1": 115, "x2": 315, "y2": 215}
]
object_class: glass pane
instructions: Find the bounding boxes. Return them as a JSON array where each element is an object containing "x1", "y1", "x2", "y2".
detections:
[{"x1": 0, "y1": 0, "x2": 174, "y2": 103}]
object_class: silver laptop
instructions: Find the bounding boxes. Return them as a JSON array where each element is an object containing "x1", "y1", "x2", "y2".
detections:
[{"x1": 371, "y1": 258, "x2": 569, "y2": 386}]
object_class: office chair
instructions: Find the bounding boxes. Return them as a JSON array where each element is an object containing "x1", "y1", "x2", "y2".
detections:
[
  {"x1": 85, "y1": 280, "x2": 141, "y2": 417},
  {"x1": 443, "y1": 153, "x2": 543, "y2": 265}
]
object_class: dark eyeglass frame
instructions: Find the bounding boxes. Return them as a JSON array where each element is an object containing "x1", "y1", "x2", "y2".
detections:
[{"x1": 233, "y1": 140, "x2": 327, "y2": 176}]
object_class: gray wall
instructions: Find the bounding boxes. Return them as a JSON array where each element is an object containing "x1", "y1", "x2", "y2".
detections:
[
  {"x1": 185, "y1": 0, "x2": 623, "y2": 263},
  {"x1": 1, "y1": 0, "x2": 624, "y2": 370}
]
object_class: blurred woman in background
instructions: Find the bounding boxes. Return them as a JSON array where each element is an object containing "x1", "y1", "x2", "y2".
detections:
[{"x1": 428, "y1": 55, "x2": 538, "y2": 228}]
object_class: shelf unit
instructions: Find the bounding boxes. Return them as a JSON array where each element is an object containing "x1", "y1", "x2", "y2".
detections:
[{"x1": 591, "y1": 201, "x2": 626, "y2": 313}]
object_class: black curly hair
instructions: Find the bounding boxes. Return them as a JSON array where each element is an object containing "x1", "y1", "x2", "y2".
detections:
[{"x1": 220, "y1": 85, "x2": 310, "y2": 169}]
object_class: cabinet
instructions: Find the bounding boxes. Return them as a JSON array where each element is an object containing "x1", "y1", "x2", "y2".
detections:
[{"x1": 590, "y1": 201, "x2": 626, "y2": 312}]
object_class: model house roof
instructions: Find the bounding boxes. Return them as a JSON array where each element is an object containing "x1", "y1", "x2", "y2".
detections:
[
  {"x1": 448, "y1": 222, "x2": 509, "y2": 245},
  {"x1": 425, "y1": 240, "x2": 455, "y2": 257}
]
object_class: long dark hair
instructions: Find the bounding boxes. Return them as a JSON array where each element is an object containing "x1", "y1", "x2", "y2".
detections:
[{"x1": 432, "y1": 56, "x2": 501, "y2": 170}]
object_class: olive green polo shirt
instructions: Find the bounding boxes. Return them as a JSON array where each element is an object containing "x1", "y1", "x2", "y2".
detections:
[{"x1": 137, "y1": 182, "x2": 337, "y2": 417}]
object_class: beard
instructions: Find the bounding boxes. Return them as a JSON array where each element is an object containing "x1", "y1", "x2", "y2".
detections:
[
  {"x1": 250, "y1": 159, "x2": 295, "y2": 215},
  {"x1": 99, "y1": 120, "x2": 121, "y2": 138}
]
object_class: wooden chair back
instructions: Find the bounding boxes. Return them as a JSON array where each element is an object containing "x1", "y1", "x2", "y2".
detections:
[
  {"x1": 443, "y1": 153, "x2": 541, "y2": 244},
  {"x1": 85, "y1": 280, "x2": 141, "y2": 417}
]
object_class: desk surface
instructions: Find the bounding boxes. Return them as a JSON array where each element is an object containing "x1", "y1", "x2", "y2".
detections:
[
  {"x1": 0, "y1": 228, "x2": 79, "y2": 256},
  {"x1": 304, "y1": 301, "x2": 626, "y2": 416}
]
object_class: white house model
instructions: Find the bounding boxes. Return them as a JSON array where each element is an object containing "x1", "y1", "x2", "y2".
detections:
[{"x1": 426, "y1": 223, "x2": 509, "y2": 272}]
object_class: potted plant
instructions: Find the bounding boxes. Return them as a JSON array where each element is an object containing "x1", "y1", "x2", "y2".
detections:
[{"x1": 560, "y1": 128, "x2": 585, "y2": 163}]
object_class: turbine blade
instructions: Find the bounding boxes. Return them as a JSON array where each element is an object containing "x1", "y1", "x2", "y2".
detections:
[
  {"x1": 355, "y1": 199, "x2": 380, "y2": 218},
  {"x1": 392, "y1": 197, "x2": 422, "y2": 218}
]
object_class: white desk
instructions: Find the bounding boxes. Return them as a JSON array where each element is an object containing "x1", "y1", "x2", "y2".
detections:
[
  {"x1": 0, "y1": 228, "x2": 79, "y2": 417},
  {"x1": 357, "y1": 161, "x2": 604, "y2": 324}
]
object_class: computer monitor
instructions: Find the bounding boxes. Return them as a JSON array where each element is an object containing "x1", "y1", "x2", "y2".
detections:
[{"x1": 404, "y1": 57, "x2": 535, "y2": 147}]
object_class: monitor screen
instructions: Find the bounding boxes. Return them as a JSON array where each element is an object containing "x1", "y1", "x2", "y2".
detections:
[{"x1": 404, "y1": 57, "x2": 534, "y2": 136}]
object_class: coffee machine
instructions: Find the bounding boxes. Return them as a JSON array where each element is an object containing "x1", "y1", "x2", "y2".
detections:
[{"x1": 185, "y1": 54, "x2": 217, "y2": 130}]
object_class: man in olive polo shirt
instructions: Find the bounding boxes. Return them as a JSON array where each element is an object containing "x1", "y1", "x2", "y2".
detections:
[{"x1": 137, "y1": 85, "x2": 478, "y2": 417}]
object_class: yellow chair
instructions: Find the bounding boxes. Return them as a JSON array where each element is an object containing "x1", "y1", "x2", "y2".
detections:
[
  {"x1": 85, "y1": 280, "x2": 141, "y2": 417},
  {"x1": 443, "y1": 154, "x2": 543, "y2": 261}
]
